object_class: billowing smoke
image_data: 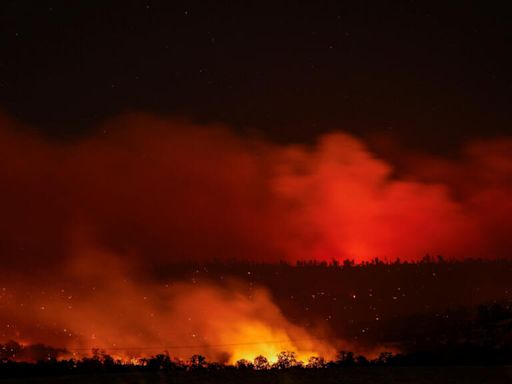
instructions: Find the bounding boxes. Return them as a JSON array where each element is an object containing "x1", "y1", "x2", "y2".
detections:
[
  {"x1": 0, "y1": 247, "x2": 336, "y2": 363},
  {"x1": 0, "y1": 112, "x2": 511, "y2": 361},
  {"x1": 1, "y1": 112, "x2": 510, "y2": 267}
]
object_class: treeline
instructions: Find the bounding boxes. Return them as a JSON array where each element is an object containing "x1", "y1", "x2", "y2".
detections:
[
  {"x1": 1, "y1": 301, "x2": 512, "y2": 378},
  {"x1": 2, "y1": 345, "x2": 512, "y2": 379},
  {"x1": 169, "y1": 255, "x2": 512, "y2": 269}
]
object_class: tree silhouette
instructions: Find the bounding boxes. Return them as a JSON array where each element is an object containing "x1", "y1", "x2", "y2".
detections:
[
  {"x1": 147, "y1": 354, "x2": 171, "y2": 370},
  {"x1": 253, "y1": 355, "x2": 270, "y2": 370},
  {"x1": 0, "y1": 340, "x2": 21, "y2": 362},
  {"x1": 235, "y1": 358, "x2": 253, "y2": 369},
  {"x1": 306, "y1": 356, "x2": 325, "y2": 368},
  {"x1": 337, "y1": 351, "x2": 355, "y2": 366},
  {"x1": 273, "y1": 351, "x2": 299, "y2": 369},
  {"x1": 189, "y1": 354, "x2": 207, "y2": 369},
  {"x1": 376, "y1": 352, "x2": 394, "y2": 365},
  {"x1": 356, "y1": 355, "x2": 369, "y2": 366}
]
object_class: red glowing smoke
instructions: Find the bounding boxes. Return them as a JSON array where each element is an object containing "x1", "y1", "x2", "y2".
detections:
[
  {"x1": 0, "y1": 112, "x2": 511, "y2": 269},
  {"x1": 1, "y1": 112, "x2": 511, "y2": 362}
]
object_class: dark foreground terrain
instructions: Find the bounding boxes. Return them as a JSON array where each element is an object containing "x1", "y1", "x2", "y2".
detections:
[{"x1": 1, "y1": 366, "x2": 511, "y2": 384}]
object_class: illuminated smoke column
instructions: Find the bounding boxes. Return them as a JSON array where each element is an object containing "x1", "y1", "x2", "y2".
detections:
[
  {"x1": 0, "y1": 112, "x2": 511, "y2": 360},
  {"x1": 1, "y1": 112, "x2": 510, "y2": 266}
]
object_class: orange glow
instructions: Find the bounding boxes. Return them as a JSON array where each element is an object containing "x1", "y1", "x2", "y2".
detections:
[
  {"x1": 0, "y1": 112, "x2": 511, "y2": 362},
  {"x1": 0, "y1": 249, "x2": 336, "y2": 363}
]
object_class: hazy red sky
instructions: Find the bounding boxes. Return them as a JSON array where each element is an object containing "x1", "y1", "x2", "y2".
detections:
[{"x1": 1, "y1": 112, "x2": 511, "y2": 271}]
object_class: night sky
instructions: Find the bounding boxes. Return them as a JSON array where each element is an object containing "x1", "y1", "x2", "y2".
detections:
[{"x1": 1, "y1": 1, "x2": 510, "y2": 151}]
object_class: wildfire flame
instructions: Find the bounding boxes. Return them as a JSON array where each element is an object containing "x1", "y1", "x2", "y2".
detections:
[
  {"x1": 0, "y1": 112, "x2": 511, "y2": 362},
  {"x1": 0, "y1": 249, "x2": 336, "y2": 363}
]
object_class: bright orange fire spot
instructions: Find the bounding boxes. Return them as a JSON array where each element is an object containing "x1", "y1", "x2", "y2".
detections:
[
  {"x1": 0, "y1": 253, "x2": 337, "y2": 364},
  {"x1": 219, "y1": 322, "x2": 323, "y2": 364}
]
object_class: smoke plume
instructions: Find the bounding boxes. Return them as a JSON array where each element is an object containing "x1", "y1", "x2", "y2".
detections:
[
  {"x1": 1, "y1": 112, "x2": 510, "y2": 266},
  {"x1": 1, "y1": 112, "x2": 511, "y2": 361}
]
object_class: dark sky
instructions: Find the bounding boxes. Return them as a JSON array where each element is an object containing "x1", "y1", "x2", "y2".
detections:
[{"x1": 1, "y1": 1, "x2": 510, "y2": 152}]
